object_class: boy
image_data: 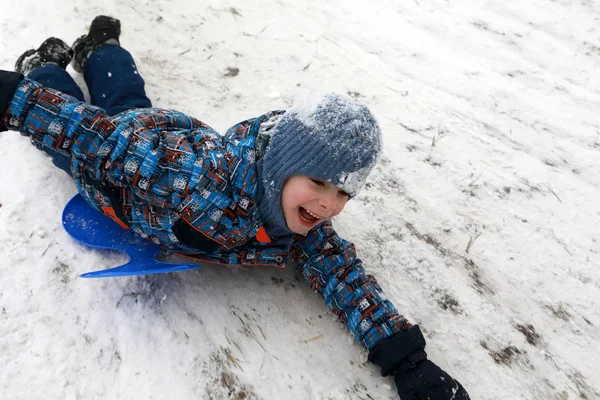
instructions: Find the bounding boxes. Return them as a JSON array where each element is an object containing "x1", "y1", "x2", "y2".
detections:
[{"x1": 0, "y1": 16, "x2": 470, "y2": 399}]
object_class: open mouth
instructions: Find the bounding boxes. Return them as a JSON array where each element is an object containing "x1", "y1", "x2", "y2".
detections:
[{"x1": 299, "y1": 207, "x2": 322, "y2": 226}]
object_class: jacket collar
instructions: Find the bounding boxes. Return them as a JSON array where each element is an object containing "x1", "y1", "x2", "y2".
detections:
[{"x1": 222, "y1": 110, "x2": 291, "y2": 242}]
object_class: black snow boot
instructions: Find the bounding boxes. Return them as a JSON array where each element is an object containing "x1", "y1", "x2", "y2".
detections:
[
  {"x1": 72, "y1": 15, "x2": 121, "y2": 73},
  {"x1": 15, "y1": 37, "x2": 73, "y2": 76}
]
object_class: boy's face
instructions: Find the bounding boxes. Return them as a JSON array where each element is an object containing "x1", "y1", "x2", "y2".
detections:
[{"x1": 281, "y1": 175, "x2": 350, "y2": 234}]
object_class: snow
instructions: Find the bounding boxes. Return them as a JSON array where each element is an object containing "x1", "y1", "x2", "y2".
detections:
[
  {"x1": 284, "y1": 94, "x2": 373, "y2": 133},
  {"x1": 338, "y1": 166, "x2": 373, "y2": 198},
  {"x1": 1, "y1": 1, "x2": 599, "y2": 399},
  {"x1": 282, "y1": 95, "x2": 323, "y2": 126}
]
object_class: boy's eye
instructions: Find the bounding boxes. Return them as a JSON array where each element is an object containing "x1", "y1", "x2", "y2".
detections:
[
  {"x1": 310, "y1": 178, "x2": 325, "y2": 187},
  {"x1": 338, "y1": 190, "x2": 350, "y2": 198}
]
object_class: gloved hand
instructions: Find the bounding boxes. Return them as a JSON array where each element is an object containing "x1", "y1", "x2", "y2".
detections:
[
  {"x1": 394, "y1": 358, "x2": 470, "y2": 399},
  {"x1": 368, "y1": 325, "x2": 470, "y2": 400},
  {"x1": 0, "y1": 70, "x2": 24, "y2": 132}
]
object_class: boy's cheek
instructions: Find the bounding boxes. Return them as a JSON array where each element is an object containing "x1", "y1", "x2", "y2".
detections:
[{"x1": 335, "y1": 203, "x2": 348, "y2": 217}]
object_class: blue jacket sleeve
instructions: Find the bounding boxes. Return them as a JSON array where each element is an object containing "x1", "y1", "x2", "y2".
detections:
[
  {"x1": 2, "y1": 77, "x2": 117, "y2": 176},
  {"x1": 289, "y1": 220, "x2": 412, "y2": 350},
  {"x1": 2, "y1": 77, "x2": 223, "y2": 204}
]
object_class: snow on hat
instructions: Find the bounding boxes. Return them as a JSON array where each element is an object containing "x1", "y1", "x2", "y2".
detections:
[
  {"x1": 255, "y1": 94, "x2": 382, "y2": 237},
  {"x1": 261, "y1": 93, "x2": 382, "y2": 198}
]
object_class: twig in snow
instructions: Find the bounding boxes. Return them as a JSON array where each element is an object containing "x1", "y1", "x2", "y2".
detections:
[
  {"x1": 468, "y1": 172, "x2": 483, "y2": 187},
  {"x1": 41, "y1": 240, "x2": 55, "y2": 256},
  {"x1": 398, "y1": 122, "x2": 420, "y2": 134},
  {"x1": 381, "y1": 84, "x2": 409, "y2": 95},
  {"x1": 431, "y1": 126, "x2": 447, "y2": 147},
  {"x1": 242, "y1": 26, "x2": 267, "y2": 37},
  {"x1": 129, "y1": 6, "x2": 143, "y2": 17},
  {"x1": 179, "y1": 48, "x2": 191, "y2": 56},
  {"x1": 115, "y1": 292, "x2": 140, "y2": 308},
  {"x1": 466, "y1": 231, "x2": 483, "y2": 253},
  {"x1": 550, "y1": 231, "x2": 572, "y2": 256},
  {"x1": 232, "y1": 310, "x2": 245, "y2": 326},
  {"x1": 220, "y1": 345, "x2": 243, "y2": 370},
  {"x1": 457, "y1": 211, "x2": 476, "y2": 222},
  {"x1": 225, "y1": 335, "x2": 244, "y2": 354},
  {"x1": 518, "y1": 178, "x2": 541, "y2": 192},
  {"x1": 232, "y1": 310, "x2": 266, "y2": 351},
  {"x1": 302, "y1": 334, "x2": 323, "y2": 343},
  {"x1": 258, "y1": 325, "x2": 267, "y2": 340},
  {"x1": 259, "y1": 353, "x2": 267, "y2": 374},
  {"x1": 228, "y1": 7, "x2": 243, "y2": 18},
  {"x1": 548, "y1": 188, "x2": 562, "y2": 203},
  {"x1": 249, "y1": 331, "x2": 266, "y2": 351}
]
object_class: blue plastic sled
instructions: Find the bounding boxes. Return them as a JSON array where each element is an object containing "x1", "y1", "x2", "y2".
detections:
[{"x1": 62, "y1": 194, "x2": 200, "y2": 278}]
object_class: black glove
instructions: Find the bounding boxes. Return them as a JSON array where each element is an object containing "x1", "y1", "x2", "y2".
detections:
[
  {"x1": 368, "y1": 325, "x2": 470, "y2": 400},
  {"x1": 394, "y1": 358, "x2": 470, "y2": 399},
  {"x1": 0, "y1": 70, "x2": 24, "y2": 131}
]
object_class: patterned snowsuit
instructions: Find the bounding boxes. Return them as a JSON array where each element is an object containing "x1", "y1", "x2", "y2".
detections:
[{"x1": 1, "y1": 74, "x2": 411, "y2": 350}]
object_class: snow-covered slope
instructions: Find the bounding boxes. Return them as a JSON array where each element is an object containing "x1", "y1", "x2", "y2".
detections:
[{"x1": 1, "y1": 1, "x2": 599, "y2": 399}]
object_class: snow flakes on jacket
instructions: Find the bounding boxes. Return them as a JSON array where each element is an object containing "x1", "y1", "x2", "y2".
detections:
[{"x1": 4, "y1": 77, "x2": 411, "y2": 350}]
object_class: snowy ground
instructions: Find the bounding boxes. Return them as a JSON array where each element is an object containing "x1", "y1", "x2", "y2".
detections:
[{"x1": 1, "y1": 0, "x2": 599, "y2": 399}]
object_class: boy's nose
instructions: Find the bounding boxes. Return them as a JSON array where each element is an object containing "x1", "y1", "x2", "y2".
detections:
[{"x1": 318, "y1": 190, "x2": 338, "y2": 213}]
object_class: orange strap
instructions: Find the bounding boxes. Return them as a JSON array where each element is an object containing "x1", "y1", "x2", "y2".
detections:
[
  {"x1": 255, "y1": 227, "x2": 271, "y2": 243},
  {"x1": 101, "y1": 206, "x2": 130, "y2": 230}
]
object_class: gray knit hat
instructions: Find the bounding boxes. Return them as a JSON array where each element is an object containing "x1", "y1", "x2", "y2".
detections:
[{"x1": 255, "y1": 94, "x2": 382, "y2": 237}]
